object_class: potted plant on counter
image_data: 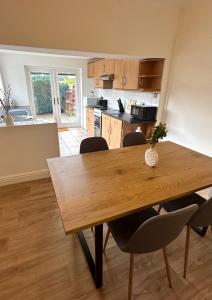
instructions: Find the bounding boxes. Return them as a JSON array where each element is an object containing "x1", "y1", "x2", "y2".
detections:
[
  {"x1": 0, "y1": 85, "x2": 16, "y2": 126},
  {"x1": 145, "y1": 122, "x2": 167, "y2": 167}
]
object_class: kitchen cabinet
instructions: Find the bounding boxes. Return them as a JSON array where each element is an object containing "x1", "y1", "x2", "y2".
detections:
[
  {"x1": 93, "y1": 59, "x2": 114, "y2": 89},
  {"x1": 138, "y1": 58, "x2": 165, "y2": 92},
  {"x1": 113, "y1": 59, "x2": 139, "y2": 90},
  {"x1": 101, "y1": 114, "x2": 111, "y2": 147},
  {"x1": 113, "y1": 59, "x2": 125, "y2": 89},
  {"x1": 94, "y1": 60, "x2": 104, "y2": 88},
  {"x1": 103, "y1": 59, "x2": 114, "y2": 74},
  {"x1": 86, "y1": 107, "x2": 94, "y2": 136},
  {"x1": 102, "y1": 112, "x2": 155, "y2": 149},
  {"x1": 101, "y1": 114, "x2": 122, "y2": 149},
  {"x1": 87, "y1": 62, "x2": 95, "y2": 78}
]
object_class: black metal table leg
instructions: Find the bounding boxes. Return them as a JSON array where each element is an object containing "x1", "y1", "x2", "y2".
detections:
[
  {"x1": 77, "y1": 224, "x2": 103, "y2": 288},
  {"x1": 94, "y1": 224, "x2": 103, "y2": 288}
]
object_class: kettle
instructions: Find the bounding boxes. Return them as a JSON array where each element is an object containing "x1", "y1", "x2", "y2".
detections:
[{"x1": 117, "y1": 98, "x2": 125, "y2": 113}]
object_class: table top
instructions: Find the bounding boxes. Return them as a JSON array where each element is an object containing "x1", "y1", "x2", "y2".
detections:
[{"x1": 47, "y1": 141, "x2": 212, "y2": 234}]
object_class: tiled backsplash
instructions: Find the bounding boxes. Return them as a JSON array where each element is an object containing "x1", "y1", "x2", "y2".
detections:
[{"x1": 95, "y1": 89, "x2": 160, "y2": 110}]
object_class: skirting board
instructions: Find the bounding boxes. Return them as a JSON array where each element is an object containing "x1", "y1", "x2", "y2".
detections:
[{"x1": 0, "y1": 169, "x2": 50, "y2": 187}]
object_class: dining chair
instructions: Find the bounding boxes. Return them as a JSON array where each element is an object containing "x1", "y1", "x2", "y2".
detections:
[
  {"x1": 123, "y1": 132, "x2": 147, "y2": 147},
  {"x1": 103, "y1": 132, "x2": 147, "y2": 251},
  {"x1": 159, "y1": 195, "x2": 212, "y2": 278},
  {"x1": 80, "y1": 136, "x2": 109, "y2": 154},
  {"x1": 107, "y1": 204, "x2": 198, "y2": 300},
  {"x1": 158, "y1": 193, "x2": 210, "y2": 236}
]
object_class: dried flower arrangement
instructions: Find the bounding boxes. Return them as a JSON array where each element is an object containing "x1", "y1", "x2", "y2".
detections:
[{"x1": 0, "y1": 85, "x2": 16, "y2": 113}]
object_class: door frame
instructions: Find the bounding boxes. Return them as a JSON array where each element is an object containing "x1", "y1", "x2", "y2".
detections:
[{"x1": 25, "y1": 66, "x2": 82, "y2": 128}]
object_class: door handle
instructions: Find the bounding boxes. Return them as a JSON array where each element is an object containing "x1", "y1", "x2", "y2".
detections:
[{"x1": 57, "y1": 97, "x2": 60, "y2": 104}]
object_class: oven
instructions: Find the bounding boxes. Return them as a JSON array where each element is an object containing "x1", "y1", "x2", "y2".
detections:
[{"x1": 94, "y1": 108, "x2": 102, "y2": 137}]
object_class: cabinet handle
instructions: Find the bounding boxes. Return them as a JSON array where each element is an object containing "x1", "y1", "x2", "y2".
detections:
[
  {"x1": 124, "y1": 76, "x2": 127, "y2": 86},
  {"x1": 122, "y1": 77, "x2": 124, "y2": 87}
]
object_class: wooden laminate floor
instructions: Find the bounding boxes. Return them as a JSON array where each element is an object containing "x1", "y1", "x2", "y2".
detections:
[{"x1": 0, "y1": 179, "x2": 211, "y2": 300}]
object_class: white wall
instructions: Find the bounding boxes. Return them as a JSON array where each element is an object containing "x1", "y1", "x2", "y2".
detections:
[
  {"x1": 0, "y1": 52, "x2": 88, "y2": 107},
  {"x1": 0, "y1": 123, "x2": 60, "y2": 186},
  {"x1": 165, "y1": 0, "x2": 212, "y2": 157}
]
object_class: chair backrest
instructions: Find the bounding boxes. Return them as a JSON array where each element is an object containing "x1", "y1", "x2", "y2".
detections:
[
  {"x1": 124, "y1": 204, "x2": 198, "y2": 254},
  {"x1": 80, "y1": 137, "x2": 109, "y2": 154},
  {"x1": 189, "y1": 197, "x2": 212, "y2": 227},
  {"x1": 123, "y1": 132, "x2": 146, "y2": 147}
]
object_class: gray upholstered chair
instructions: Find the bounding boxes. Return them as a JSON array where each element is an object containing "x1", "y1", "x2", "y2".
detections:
[
  {"x1": 80, "y1": 137, "x2": 109, "y2": 154},
  {"x1": 123, "y1": 132, "x2": 146, "y2": 147},
  {"x1": 158, "y1": 193, "x2": 209, "y2": 236},
  {"x1": 107, "y1": 205, "x2": 198, "y2": 300},
  {"x1": 103, "y1": 132, "x2": 147, "y2": 251},
  {"x1": 160, "y1": 195, "x2": 212, "y2": 278}
]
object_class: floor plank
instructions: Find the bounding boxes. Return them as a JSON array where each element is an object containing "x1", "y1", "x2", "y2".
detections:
[{"x1": 0, "y1": 179, "x2": 211, "y2": 300}]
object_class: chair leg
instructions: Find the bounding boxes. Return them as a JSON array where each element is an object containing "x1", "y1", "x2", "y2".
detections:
[
  {"x1": 103, "y1": 228, "x2": 111, "y2": 252},
  {"x1": 162, "y1": 247, "x2": 172, "y2": 288},
  {"x1": 128, "y1": 253, "x2": 134, "y2": 300},
  {"x1": 184, "y1": 225, "x2": 191, "y2": 279},
  {"x1": 158, "y1": 205, "x2": 162, "y2": 213}
]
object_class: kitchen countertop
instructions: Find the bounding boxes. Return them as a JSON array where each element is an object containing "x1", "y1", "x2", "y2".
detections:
[{"x1": 85, "y1": 105, "x2": 155, "y2": 124}]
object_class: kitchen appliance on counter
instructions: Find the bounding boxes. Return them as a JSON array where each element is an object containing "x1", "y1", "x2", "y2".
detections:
[
  {"x1": 97, "y1": 97, "x2": 108, "y2": 108},
  {"x1": 117, "y1": 98, "x2": 125, "y2": 113},
  {"x1": 86, "y1": 97, "x2": 108, "y2": 109},
  {"x1": 130, "y1": 105, "x2": 158, "y2": 121}
]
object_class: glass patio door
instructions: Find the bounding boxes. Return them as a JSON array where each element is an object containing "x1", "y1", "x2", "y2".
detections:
[
  {"x1": 56, "y1": 72, "x2": 80, "y2": 127},
  {"x1": 26, "y1": 67, "x2": 81, "y2": 127},
  {"x1": 28, "y1": 70, "x2": 57, "y2": 123}
]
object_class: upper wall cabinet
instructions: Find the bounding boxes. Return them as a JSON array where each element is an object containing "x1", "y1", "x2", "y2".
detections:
[
  {"x1": 87, "y1": 58, "x2": 164, "y2": 91},
  {"x1": 138, "y1": 58, "x2": 165, "y2": 92},
  {"x1": 87, "y1": 62, "x2": 95, "y2": 78},
  {"x1": 113, "y1": 60, "x2": 139, "y2": 90},
  {"x1": 93, "y1": 59, "x2": 113, "y2": 89},
  {"x1": 103, "y1": 59, "x2": 114, "y2": 75}
]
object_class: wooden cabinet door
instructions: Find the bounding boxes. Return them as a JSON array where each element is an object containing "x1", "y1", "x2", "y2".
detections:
[
  {"x1": 101, "y1": 114, "x2": 111, "y2": 146},
  {"x1": 124, "y1": 60, "x2": 139, "y2": 90},
  {"x1": 94, "y1": 60, "x2": 104, "y2": 88},
  {"x1": 86, "y1": 108, "x2": 94, "y2": 135},
  {"x1": 94, "y1": 78, "x2": 103, "y2": 88},
  {"x1": 110, "y1": 117, "x2": 122, "y2": 149},
  {"x1": 94, "y1": 60, "x2": 104, "y2": 77},
  {"x1": 87, "y1": 62, "x2": 95, "y2": 78},
  {"x1": 103, "y1": 59, "x2": 114, "y2": 74},
  {"x1": 113, "y1": 59, "x2": 125, "y2": 89}
]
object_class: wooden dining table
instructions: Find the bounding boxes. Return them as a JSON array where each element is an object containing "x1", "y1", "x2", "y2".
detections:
[{"x1": 47, "y1": 141, "x2": 212, "y2": 288}]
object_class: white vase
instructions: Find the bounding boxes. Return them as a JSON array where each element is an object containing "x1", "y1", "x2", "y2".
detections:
[
  {"x1": 145, "y1": 146, "x2": 158, "y2": 167},
  {"x1": 5, "y1": 112, "x2": 14, "y2": 126}
]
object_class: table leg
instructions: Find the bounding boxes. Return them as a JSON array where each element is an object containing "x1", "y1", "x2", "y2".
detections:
[
  {"x1": 95, "y1": 224, "x2": 103, "y2": 288},
  {"x1": 77, "y1": 224, "x2": 103, "y2": 288}
]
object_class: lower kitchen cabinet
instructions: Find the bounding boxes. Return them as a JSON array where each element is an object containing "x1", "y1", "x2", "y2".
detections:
[
  {"x1": 102, "y1": 114, "x2": 122, "y2": 149},
  {"x1": 102, "y1": 113, "x2": 155, "y2": 149},
  {"x1": 86, "y1": 107, "x2": 94, "y2": 136},
  {"x1": 110, "y1": 117, "x2": 122, "y2": 149}
]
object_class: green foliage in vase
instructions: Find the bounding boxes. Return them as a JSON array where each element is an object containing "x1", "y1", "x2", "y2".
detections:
[{"x1": 150, "y1": 122, "x2": 167, "y2": 147}]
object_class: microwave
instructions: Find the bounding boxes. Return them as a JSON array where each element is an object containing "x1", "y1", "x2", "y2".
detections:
[{"x1": 130, "y1": 105, "x2": 158, "y2": 121}]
